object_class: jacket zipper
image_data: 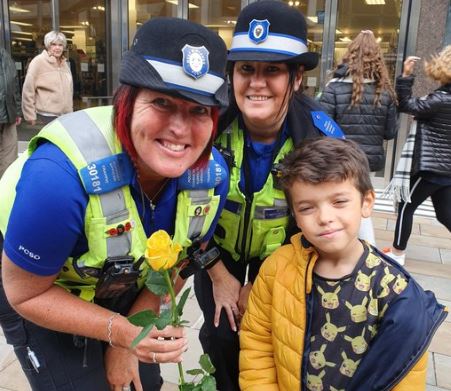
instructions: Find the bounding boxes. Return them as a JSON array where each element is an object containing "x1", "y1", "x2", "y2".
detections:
[{"x1": 300, "y1": 256, "x2": 312, "y2": 390}]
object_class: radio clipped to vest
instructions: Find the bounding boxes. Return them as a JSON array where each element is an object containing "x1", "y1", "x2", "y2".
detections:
[
  {"x1": 179, "y1": 239, "x2": 221, "y2": 279},
  {"x1": 94, "y1": 255, "x2": 144, "y2": 299}
]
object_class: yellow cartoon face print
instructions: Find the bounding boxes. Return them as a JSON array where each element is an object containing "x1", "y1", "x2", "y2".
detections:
[
  {"x1": 368, "y1": 289, "x2": 378, "y2": 316},
  {"x1": 393, "y1": 274, "x2": 408, "y2": 294},
  {"x1": 309, "y1": 344, "x2": 337, "y2": 370},
  {"x1": 345, "y1": 297, "x2": 368, "y2": 323},
  {"x1": 317, "y1": 285, "x2": 341, "y2": 309},
  {"x1": 355, "y1": 270, "x2": 376, "y2": 292},
  {"x1": 365, "y1": 252, "x2": 381, "y2": 268},
  {"x1": 306, "y1": 369, "x2": 326, "y2": 391},
  {"x1": 320, "y1": 313, "x2": 346, "y2": 342},
  {"x1": 344, "y1": 328, "x2": 368, "y2": 354},
  {"x1": 378, "y1": 266, "x2": 396, "y2": 298},
  {"x1": 339, "y1": 351, "x2": 360, "y2": 377}
]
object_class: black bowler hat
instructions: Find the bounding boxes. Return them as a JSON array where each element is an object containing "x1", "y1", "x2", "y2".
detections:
[
  {"x1": 228, "y1": 1, "x2": 319, "y2": 70},
  {"x1": 120, "y1": 17, "x2": 228, "y2": 107}
]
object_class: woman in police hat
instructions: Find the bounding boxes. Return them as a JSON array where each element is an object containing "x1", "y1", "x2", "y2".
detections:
[
  {"x1": 0, "y1": 17, "x2": 229, "y2": 391},
  {"x1": 192, "y1": 2, "x2": 343, "y2": 390}
]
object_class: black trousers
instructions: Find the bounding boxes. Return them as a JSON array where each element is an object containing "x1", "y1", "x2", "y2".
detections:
[
  {"x1": 0, "y1": 235, "x2": 162, "y2": 391},
  {"x1": 194, "y1": 252, "x2": 247, "y2": 391},
  {"x1": 393, "y1": 176, "x2": 451, "y2": 250}
]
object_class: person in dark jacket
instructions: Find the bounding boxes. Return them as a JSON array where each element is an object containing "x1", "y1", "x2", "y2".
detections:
[
  {"x1": 0, "y1": 48, "x2": 22, "y2": 179},
  {"x1": 319, "y1": 30, "x2": 398, "y2": 172},
  {"x1": 319, "y1": 30, "x2": 398, "y2": 245},
  {"x1": 192, "y1": 2, "x2": 344, "y2": 390},
  {"x1": 385, "y1": 46, "x2": 451, "y2": 265}
]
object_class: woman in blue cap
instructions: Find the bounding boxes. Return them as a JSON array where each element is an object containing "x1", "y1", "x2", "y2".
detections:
[
  {"x1": 192, "y1": 2, "x2": 343, "y2": 389},
  {"x1": 0, "y1": 17, "x2": 229, "y2": 391}
]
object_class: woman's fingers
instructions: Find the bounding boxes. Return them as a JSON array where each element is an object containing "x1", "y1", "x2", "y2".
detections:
[{"x1": 133, "y1": 329, "x2": 188, "y2": 363}]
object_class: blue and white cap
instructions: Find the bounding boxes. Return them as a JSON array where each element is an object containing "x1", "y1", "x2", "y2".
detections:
[
  {"x1": 228, "y1": 1, "x2": 319, "y2": 70},
  {"x1": 120, "y1": 17, "x2": 228, "y2": 107}
]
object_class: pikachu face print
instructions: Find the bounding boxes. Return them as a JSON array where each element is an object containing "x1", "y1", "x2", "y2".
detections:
[
  {"x1": 365, "y1": 252, "x2": 381, "y2": 268},
  {"x1": 339, "y1": 351, "x2": 361, "y2": 377},
  {"x1": 368, "y1": 289, "x2": 378, "y2": 316},
  {"x1": 378, "y1": 266, "x2": 396, "y2": 298},
  {"x1": 355, "y1": 270, "x2": 376, "y2": 292},
  {"x1": 309, "y1": 344, "x2": 337, "y2": 370},
  {"x1": 306, "y1": 369, "x2": 326, "y2": 391},
  {"x1": 393, "y1": 274, "x2": 408, "y2": 294},
  {"x1": 317, "y1": 285, "x2": 341, "y2": 309},
  {"x1": 321, "y1": 313, "x2": 346, "y2": 342},
  {"x1": 344, "y1": 328, "x2": 368, "y2": 354},
  {"x1": 345, "y1": 297, "x2": 368, "y2": 323}
]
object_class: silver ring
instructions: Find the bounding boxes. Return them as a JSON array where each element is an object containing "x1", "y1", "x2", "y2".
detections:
[
  {"x1": 122, "y1": 386, "x2": 131, "y2": 391},
  {"x1": 152, "y1": 352, "x2": 157, "y2": 363}
]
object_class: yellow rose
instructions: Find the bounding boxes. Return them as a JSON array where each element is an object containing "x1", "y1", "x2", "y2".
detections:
[{"x1": 145, "y1": 230, "x2": 182, "y2": 271}]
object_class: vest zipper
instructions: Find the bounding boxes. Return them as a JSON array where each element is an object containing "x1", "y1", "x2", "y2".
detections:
[{"x1": 239, "y1": 193, "x2": 254, "y2": 261}]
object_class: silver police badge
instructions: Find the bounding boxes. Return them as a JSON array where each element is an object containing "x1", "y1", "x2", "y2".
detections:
[
  {"x1": 182, "y1": 44, "x2": 209, "y2": 79},
  {"x1": 248, "y1": 19, "x2": 270, "y2": 44}
]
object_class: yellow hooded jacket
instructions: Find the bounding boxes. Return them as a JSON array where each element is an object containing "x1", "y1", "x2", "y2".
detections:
[{"x1": 239, "y1": 233, "x2": 446, "y2": 391}]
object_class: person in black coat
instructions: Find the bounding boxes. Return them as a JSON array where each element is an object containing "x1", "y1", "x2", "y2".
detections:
[
  {"x1": 385, "y1": 46, "x2": 451, "y2": 265},
  {"x1": 319, "y1": 30, "x2": 398, "y2": 172},
  {"x1": 319, "y1": 30, "x2": 398, "y2": 245}
]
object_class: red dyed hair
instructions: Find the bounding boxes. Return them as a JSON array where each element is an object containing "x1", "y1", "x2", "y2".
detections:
[{"x1": 113, "y1": 84, "x2": 218, "y2": 169}]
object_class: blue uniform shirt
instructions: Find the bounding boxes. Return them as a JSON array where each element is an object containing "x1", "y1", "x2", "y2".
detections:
[
  {"x1": 4, "y1": 142, "x2": 229, "y2": 275},
  {"x1": 239, "y1": 118, "x2": 288, "y2": 195}
]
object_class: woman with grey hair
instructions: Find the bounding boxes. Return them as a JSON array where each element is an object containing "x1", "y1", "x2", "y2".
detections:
[{"x1": 22, "y1": 31, "x2": 73, "y2": 125}]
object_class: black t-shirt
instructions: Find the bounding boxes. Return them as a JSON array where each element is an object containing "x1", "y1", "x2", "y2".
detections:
[{"x1": 305, "y1": 244, "x2": 408, "y2": 391}]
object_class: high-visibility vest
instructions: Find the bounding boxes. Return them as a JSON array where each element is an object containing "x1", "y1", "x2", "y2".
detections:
[
  {"x1": 0, "y1": 106, "x2": 220, "y2": 301},
  {"x1": 214, "y1": 118, "x2": 293, "y2": 261}
]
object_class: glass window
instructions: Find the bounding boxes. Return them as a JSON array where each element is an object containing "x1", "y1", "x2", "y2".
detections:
[
  {"x1": 335, "y1": 0, "x2": 403, "y2": 82},
  {"x1": 188, "y1": 0, "x2": 241, "y2": 48},
  {"x1": 129, "y1": 0, "x2": 178, "y2": 46},
  {"x1": 278, "y1": 1, "x2": 326, "y2": 98},
  {"x1": 8, "y1": 0, "x2": 52, "y2": 92},
  {"x1": 60, "y1": 0, "x2": 107, "y2": 110}
]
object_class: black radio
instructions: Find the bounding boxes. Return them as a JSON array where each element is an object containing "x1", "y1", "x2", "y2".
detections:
[{"x1": 95, "y1": 256, "x2": 143, "y2": 299}]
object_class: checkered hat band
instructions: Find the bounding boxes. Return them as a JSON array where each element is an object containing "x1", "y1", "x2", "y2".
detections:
[
  {"x1": 145, "y1": 57, "x2": 224, "y2": 96},
  {"x1": 230, "y1": 32, "x2": 308, "y2": 56}
]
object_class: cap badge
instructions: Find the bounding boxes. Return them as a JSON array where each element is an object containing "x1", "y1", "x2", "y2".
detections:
[
  {"x1": 182, "y1": 44, "x2": 209, "y2": 79},
  {"x1": 248, "y1": 19, "x2": 270, "y2": 44}
]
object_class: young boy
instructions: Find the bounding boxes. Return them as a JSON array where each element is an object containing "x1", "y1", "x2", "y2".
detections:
[{"x1": 239, "y1": 138, "x2": 447, "y2": 391}]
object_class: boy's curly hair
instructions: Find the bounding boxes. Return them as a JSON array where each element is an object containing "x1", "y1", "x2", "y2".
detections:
[
  {"x1": 340, "y1": 30, "x2": 396, "y2": 107},
  {"x1": 424, "y1": 45, "x2": 451, "y2": 84},
  {"x1": 279, "y1": 138, "x2": 373, "y2": 203}
]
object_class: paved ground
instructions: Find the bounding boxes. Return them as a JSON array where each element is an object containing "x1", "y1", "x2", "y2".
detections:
[{"x1": 0, "y1": 160, "x2": 450, "y2": 390}]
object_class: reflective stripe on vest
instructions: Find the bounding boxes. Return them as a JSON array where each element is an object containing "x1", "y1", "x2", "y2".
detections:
[{"x1": 59, "y1": 111, "x2": 131, "y2": 259}]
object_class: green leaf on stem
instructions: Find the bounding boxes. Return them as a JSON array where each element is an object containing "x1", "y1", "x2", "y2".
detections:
[
  {"x1": 179, "y1": 383, "x2": 196, "y2": 391},
  {"x1": 199, "y1": 354, "x2": 216, "y2": 374},
  {"x1": 146, "y1": 269, "x2": 169, "y2": 296},
  {"x1": 199, "y1": 375, "x2": 216, "y2": 390},
  {"x1": 130, "y1": 323, "x2": 154, "y2": 349},
  {"x1": 186, "y1": 369, "x2": 204, "y2": 376},
  {"x1": 127, "y1": 310, "x2": 158, "y2": 327},
  {"x1": 176, "y1": 287, "x2": 191, "y2": 317},
  {"x1": 155, "y1": 308, "x2": 172, "y2": 329}
]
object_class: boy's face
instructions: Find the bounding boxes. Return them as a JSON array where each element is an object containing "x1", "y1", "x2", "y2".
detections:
[{"x1": 290, "y1": 179, "x2": 375, "y2": 260}]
